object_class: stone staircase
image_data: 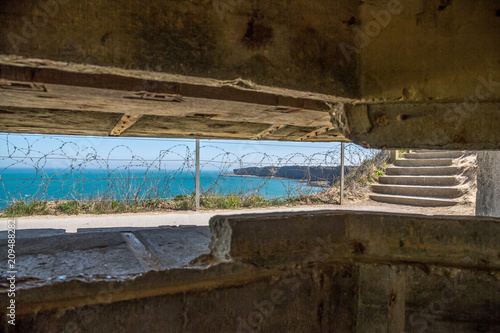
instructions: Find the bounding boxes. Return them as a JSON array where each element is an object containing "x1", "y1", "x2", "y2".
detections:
[{"x1": 370, "y1": 150, "x2": 466, "y2": 207}]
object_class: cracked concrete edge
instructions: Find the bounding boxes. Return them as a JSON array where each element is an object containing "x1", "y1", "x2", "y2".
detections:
[
  {"x1": 330, "y1": 101, "x2": 500, "y2": 150},
  {"x1": 205, "y1": 211, "x2": 500, "y2": 271},
  {"x1": 330, "y1": 102, "x2": 372, "y2": 147},
  {"x1": 330, "y1": 103, "x2": 348, "y2": 136},
  {"x1": 0, "y1": 262, "x2": 281, "y2": 315},
  {"x1": 208, "y1": 216, "x2": 233, "y2": 262}
]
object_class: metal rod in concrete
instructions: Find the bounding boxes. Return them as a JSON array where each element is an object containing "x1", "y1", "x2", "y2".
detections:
[
  {"x1": 340, "y1": 142, "x2": 345, "y2": 205},
  {"x1": 195, "y1": 139, "x2": 200, "y2": 210}
]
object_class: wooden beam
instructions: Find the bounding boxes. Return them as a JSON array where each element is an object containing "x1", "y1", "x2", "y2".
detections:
[
  {"x1": 0, "y1": 82, "x2": 347, "y2": 142},
  {"x1": 0, "y1": 57, "x2": 351, "y2": 112},
  {"x1": 0, "y1": 79, "x2": 47, "y2": 92},
  {"x1": 0, "y1": 83, "x2": 333, "y2": 128}
]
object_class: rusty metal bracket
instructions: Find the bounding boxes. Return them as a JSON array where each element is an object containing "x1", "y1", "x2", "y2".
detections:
[
  {"x1": 269, "y1": 106, "x2": 304, "y2": 114},
  {"x1": 186, "y1": 113, "x2": 220, "y2": 119},
  {"x1": 110, "y1": 114, "x2": 143, "y2": 136},
  {"x1": 296, "y1": 126, "x2": 335, "y2": 141},
  {"x1": 123, "y1": 91, "x2": 183, "y2": 102},
  {"x1": 0, "y1": 79, "x2": 47, "y2": 92},
  {"x1": 252, "y1": 124, "x2": 285, "y2": 140}
]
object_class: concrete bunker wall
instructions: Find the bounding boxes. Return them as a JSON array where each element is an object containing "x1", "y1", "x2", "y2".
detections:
[{"x1": 2, "y1": 211, "x2": 499, "y2": 332}]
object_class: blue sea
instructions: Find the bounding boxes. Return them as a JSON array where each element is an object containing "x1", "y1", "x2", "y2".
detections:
[{"x1": 0, "y1": 168, "x2": 325, "y2": 209}]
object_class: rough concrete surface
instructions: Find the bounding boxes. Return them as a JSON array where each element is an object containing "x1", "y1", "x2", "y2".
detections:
[
  {"x1": 1, "y1": 211, "x2": 499, "y2": 332},
  {"x1": 2, "y1": 0, "x2": 499, "y2": 101},
  {"x1": 0, "y1": 226, "x2": 211, "y2": 280},
  {"x1": 0, "y1": 0, "x2": 359, "y2": 97},
  {"x1": 476, "y1": 151, "x2": 500, "y2": 217}
]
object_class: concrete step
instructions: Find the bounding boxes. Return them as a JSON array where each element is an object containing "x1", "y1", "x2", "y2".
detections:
[
  {"x1": 394, "y1": 158, "x2": 453, "y2": 167},
  {"x1": 370, "y1": 194, "x2": 459, "y2": 207},
  {"x1": 385, "y1": 166, "x2": 459, "y2": 176},
  {"x1": 405, "y1": 151, "x2": 463, "y2": 159},
  {"x1": 371, "y1": 184, "x2": 465, "y2": 198},
  {"x1": 378, "y1": 176, "x2": 460, "y2": 186}
]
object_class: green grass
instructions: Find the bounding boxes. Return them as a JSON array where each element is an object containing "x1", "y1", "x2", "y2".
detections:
[
  {"x1": 174, "y1": 194, "x2": 190, "y2": 201},
  {"x1": 242, "y1": 195, "x2": 270, "y2": 208},
  {"x1": 176, "y1": 198, "x2": 194, "y2": 210},
  {"x1": 0, "y1": 193, "x2": 320, "y2": 217},
  {"x1": 398, "y1": 149, "x2": 408, "y2": 158},
  {"x1": 3, "y1": 201, "x2": 49, "y2": 217},
  {"x1": 200, "y1": 194, "x2": 291, "y2": 210},
  {"x1": 57, "y1": 200, "x2": 80, "y2": 215},
  {"x1": 201, "y1": 194, "x2": 242, "y2": 209}
]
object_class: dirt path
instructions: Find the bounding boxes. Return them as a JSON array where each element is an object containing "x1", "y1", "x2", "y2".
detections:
[{"x1": 0, "y1": 200, "x2": 475, "y2": 233}]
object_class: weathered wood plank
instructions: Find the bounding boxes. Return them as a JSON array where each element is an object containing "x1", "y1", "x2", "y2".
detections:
[
  {"x1": 125, "y1": 115, "x2": 273, "y2": 140},
  {"x1": 0, "y1": 108, "x2": 122, "y2": 137},
  {"x1": 0, "y1": 83, "x2": 336, "y2": 128},
  {"x1": 0, "y1": 107, "x2": 334, "y2": 141},
  {"x1": 0, "y1": 81, "x2": 349, "y2": 141},
  {"x1": 0, "y1": 56, "x2": 351, "y2": 111}
]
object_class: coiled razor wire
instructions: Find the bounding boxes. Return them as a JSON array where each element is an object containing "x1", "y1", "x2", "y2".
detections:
[{"x1": 0, "y1": 134, "x2": 380, "y2": 208}]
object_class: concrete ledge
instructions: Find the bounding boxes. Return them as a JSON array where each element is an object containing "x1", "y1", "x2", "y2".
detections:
[
  {"x1": 0, "y1": 262, "x2": 279, "y2": 315},
  {"x1": 209, "y1": 211, "x2": 500, "y2": 270}
]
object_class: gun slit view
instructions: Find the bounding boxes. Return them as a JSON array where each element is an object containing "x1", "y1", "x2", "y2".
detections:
[{"x1": 0, "y1": 0, "x2": 499, "y2": 332}]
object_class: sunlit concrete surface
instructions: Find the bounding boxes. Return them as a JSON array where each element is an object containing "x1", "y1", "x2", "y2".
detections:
[{"x1": 0, "y1": 202, "x2": 474, "y2": 233}]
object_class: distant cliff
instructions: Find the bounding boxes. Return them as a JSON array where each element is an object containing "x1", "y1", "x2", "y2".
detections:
[{"x1": 232, "y1": 165, "x2": 354, "y2": 185}]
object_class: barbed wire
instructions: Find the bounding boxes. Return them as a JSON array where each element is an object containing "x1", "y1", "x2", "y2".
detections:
[{"x1": 0, "y1": 134, "x2": 380, "y2": 207}]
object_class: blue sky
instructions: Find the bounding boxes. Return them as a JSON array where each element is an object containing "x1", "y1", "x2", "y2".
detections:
[{"x1": 0, "y1": 133, "x2": 347, "y2": 171}]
